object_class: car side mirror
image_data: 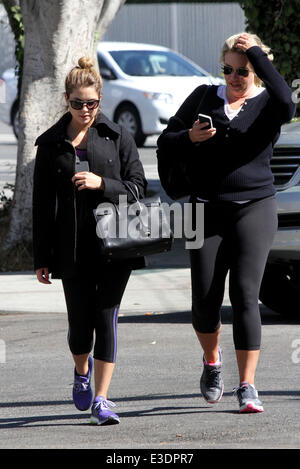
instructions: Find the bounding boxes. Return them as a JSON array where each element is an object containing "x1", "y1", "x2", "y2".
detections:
[{"x1": 100, "y1": 67, "x2": 116, "y2": 80}]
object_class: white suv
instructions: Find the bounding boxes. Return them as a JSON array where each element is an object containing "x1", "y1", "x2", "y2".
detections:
[
  {"x1": 98, "y1": 42, "x2": 223, "y2": 146},
  {"x1": 0, "y1": 41, "x2": 223, "y2": 146}
]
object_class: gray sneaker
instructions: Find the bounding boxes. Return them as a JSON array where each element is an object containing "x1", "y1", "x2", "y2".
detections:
[
  {"x1": 200, "y1": 347, "x2": 224, "y2": 403},
  {"x1": 233, "y1": 382, "x2": 264, "y2": 413}
]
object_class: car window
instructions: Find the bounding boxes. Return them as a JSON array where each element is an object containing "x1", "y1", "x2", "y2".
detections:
[{"x1": 109, "y1": 50, "x2": 206, "y2": 77}]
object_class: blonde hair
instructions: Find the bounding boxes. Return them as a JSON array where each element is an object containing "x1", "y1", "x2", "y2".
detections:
[
  {"x1": 65, "y1": 56, "x2": 102, "y2": 97},
  {"x1": 220, "y1": 32, "x2": 273, "y2": 86}
]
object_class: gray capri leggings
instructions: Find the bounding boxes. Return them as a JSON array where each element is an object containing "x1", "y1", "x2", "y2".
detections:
[{"x1": 189, "y1": 195, "x2": 278, "y2": 350}]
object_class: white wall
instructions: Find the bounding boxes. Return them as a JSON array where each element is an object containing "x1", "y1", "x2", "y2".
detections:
[{"x1": 0, "y1": 5, "x2": 16, "y2": 75}]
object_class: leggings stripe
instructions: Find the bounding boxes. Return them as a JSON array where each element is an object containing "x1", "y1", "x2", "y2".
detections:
[
  {"x1": 113, "y1": 306, "x2": 120, "y2": 363},
  {"x1": 62, "y1": 268, "x2": 131, "y2": 362}
]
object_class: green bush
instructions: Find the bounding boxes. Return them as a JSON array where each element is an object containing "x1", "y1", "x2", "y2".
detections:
[{"x1": 239, "y1": 0, "x2": 300, "y2": 113}]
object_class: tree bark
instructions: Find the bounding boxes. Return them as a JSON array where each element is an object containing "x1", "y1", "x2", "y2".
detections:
[{"x1": 3, "y1": 0, "x2": 125, "y2": 252}]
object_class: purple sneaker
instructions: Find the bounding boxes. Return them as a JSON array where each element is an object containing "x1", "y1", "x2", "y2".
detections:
[
  {"x1": 73, "y1": 355, "x2": 93, "y2": 411},
  {"x1": 90, "y1": 396, "x2": 120, "y2": 425}
]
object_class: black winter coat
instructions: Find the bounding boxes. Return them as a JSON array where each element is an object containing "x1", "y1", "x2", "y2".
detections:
[{"x1": 32, "y1": 112, "x2": 147, "y2": 278}]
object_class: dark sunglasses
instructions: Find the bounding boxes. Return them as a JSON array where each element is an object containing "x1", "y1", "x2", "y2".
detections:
[
  {"x1": 222, "y1": 65, "x2": 250, "y2": 77},
  {"x1": 69, "y1": 99, "x2": 100, "y2": 110}
]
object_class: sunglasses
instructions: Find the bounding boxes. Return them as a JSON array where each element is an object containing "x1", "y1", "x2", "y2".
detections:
[
  {"x1": 222, "y1": 65, "x2": 251, "y2": 77},
  {"x1": 69, "y1": 99, "x2": 100, "y2": 110}
]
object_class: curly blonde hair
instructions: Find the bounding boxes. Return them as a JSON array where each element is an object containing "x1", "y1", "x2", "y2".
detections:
[
  {"x1": 220, "y1": 32, "x2": 273, "y2": 86},
  {"x1": 65, "y1": 56, "x2": 102, "y2": 97}
]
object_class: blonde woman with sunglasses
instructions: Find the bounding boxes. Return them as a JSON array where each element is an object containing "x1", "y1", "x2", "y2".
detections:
[
  {"x1": 33, "y1": 57, "x2": 147, "y2": 425},
  {"x1": 157, "y1": 33, "x2": 295, "y2": 413}
]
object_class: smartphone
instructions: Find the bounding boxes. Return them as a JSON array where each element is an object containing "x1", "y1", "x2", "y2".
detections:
[
  {"x1": 198, "y1": 113, "x2": 213, "y2": 129},
  {"x1": 75, "y1": 160, "x2": 90, "y2": 173}
]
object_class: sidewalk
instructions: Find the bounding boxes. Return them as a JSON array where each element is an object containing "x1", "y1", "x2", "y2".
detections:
[
  {"x1": 0, "y1": 255, "x2": 230, "y2": 316},
  {"x1": 0, "y1": 126, "x2": 230, "y2": 316},
  {"x1": 0, "y1": 266, "x2": 191, "y2": 315}
]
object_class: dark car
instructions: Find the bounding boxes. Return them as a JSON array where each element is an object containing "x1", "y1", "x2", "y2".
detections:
[{"x1": 259, "y1": 121, "x2": 300, "y2": 317}]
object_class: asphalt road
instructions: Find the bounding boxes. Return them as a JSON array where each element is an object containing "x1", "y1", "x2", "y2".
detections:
[
  {"x1": 0, "y1": 121, "x2": 300, "y2": 451},
  {"x1": 1, "y1": 308, "x2": 300, "y2": 450}
]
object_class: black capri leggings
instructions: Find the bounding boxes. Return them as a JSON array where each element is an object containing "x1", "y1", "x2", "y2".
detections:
[
  {"x1": 190, "y1": 195, "x2": 278, "y2": 350},
  {"x1": 62, "y1": 266, "x2": 131, "y2": 362}
]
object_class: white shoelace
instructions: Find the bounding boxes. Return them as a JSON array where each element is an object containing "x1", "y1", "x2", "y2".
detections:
[{"x1": 94, "y1": 398, "x2": 116, "y2": 410}]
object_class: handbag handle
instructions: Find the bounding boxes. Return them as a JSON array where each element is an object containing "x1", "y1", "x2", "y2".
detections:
[
  {"x1": 123, "y1": 181, "x2": 151, "y2": 236},
  {"x1": 123, "y1": 181, "x2": 140, "y2": 201}
]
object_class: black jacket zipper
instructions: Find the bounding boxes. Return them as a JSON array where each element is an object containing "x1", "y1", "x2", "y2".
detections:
[{"x1": 65, "y1": 139, "x2": 78, "y2": 263}]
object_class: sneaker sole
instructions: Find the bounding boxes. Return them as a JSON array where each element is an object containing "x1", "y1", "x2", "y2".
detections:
[
  {"x1": 239, "y1": 402, "x2": 264, "y2": 413},
  {"x1": 201, "y1": 380, "x2": 224, "y2": 404},
  {"x1": 90, "y1": 415, "x2": 120, "y2": 425}
]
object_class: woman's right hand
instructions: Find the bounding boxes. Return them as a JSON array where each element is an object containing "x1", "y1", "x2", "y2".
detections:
[
  {"x1": 36, "y1": 267, "x2": 52, "y2": 284},
  {"x1": 189, "y1": 120, "x2": 216, "y2": 143}
]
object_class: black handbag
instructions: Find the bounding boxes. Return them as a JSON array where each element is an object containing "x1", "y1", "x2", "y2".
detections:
[
  {"x1": 157, "y1": 85, "x2": 211, "y2": 200},
  {"x1": 157, "y1": 144, "x2": 192, "y2": 200},
  {"x1": 93, "y1": 182, "x2": 173, "y2": 259}
]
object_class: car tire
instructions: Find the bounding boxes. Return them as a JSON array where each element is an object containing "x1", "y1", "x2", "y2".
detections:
[
  {"x1": 11, "y1": 100, "x2": 19, "y2": 139},
  {"x1": 114, "y1": 103, "x2": 146, "y2": 147},
  {"x1": 259, "y1": 264, "x2": 300, "y2": 317}
]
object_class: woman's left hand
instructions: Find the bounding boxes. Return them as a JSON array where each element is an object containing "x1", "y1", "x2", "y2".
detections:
[
  {"x1": 72, "y1": 171, "x2": 104, "y2": 191},
  {"x1": 235, "y1": 33, "x2": 258, "y2": 52}
]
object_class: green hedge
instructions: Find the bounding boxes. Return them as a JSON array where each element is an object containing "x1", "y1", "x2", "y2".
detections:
[
  {"x1": 240, "y1": 0, "x2": 300, "y2": 89},
  {"x1": 126, "y1": 1, "x2": 300, "y2": 112}
]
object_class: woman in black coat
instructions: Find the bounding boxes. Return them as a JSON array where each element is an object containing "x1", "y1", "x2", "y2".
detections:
[{"x1": 33, "y1": 57, "x2": 147, "y2": 425}]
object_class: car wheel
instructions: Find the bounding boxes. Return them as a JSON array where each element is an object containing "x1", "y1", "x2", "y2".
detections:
[
  {"x1": 259, "y1": 264, "x2": 300, "y2": 317},
  {"x1": 115, "y1": 103, "x2": 146, "y2": 147},
  {"x1": 11, "y1": 100, "x2": 19, "y2": 138}
]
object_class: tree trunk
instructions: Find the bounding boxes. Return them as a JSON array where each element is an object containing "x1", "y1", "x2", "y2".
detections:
[
  {"x1": 3, "y1": 0, "x2": 125, "y2": 253},
  {"x1": 2, "y1": 0, "x2": 20, "y2": 34}
]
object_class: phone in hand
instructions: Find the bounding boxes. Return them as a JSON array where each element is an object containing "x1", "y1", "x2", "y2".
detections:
[
  {"x1": 75, "y1": 160, "x2": 90, "y2": 173},
  {"x1": 198, "y1": 113, "x2": 213, "y2": 129}
]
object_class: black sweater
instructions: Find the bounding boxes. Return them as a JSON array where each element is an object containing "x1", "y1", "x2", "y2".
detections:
[{"x1": 157, "y1": 46, "x2": 296, "y2": 201}]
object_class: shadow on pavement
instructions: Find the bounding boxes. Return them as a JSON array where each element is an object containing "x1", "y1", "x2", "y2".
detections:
[
  {"x1": 119, "y1": 306, "x2": 300, "y2": 326},
  {"x1": 1, "y1": 388, "x2": 299, "y2": 429}
]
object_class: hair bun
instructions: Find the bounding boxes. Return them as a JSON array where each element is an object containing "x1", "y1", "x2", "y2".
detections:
[{"x1": 78, "y1": 56, "x2": 94, "y2": 70}]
